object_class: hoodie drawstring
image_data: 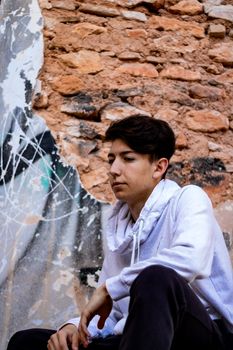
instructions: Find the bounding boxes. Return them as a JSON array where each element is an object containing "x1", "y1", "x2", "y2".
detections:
[
  {"x1": 130, "y1": 219, "x2": 144, "y2": 266},
  {"x1": 130, "y1": 233, "x2": 137, "y2": 266}
]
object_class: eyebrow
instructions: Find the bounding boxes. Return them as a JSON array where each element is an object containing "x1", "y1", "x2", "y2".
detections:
[{"x1": 108, "y1": 150, "x2": 135, "y2": 158}]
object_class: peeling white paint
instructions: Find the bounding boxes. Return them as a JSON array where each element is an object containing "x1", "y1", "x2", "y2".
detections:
[
  {"x1": 78, "y1": 241, "x2": 84, "y2": 252},
  {"x1": 87, "y1": 274, "x2": 98, "y2": 288},
  {"x1": 0, "y1": 2, "x2": 103, "y2": 349},
  {"x1": 53, "y1": 270, "x2": 74, "y2": 292},
  {"x1": 57, "y1": 247, "x2": 72, "y2": 261},
  {"x1": 1, "y1": 2, "x2": 43, "y2": 114}
]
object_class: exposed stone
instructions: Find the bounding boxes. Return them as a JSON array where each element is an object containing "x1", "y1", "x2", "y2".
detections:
[
  {"x1": 205, "y1": 5, "x2": 233, "y2": 23},
  {"x1": 214, "y1": 200, "x2": 233, "y2": 251},
  {"x1": 163, "y1": 0, "x2": 178, "y2": 5},
  {"x1": 188, "y1": 84, "x2": 225, "y2": 100},
  {"x1": 64, "y1": 120, "x2": 99, "y2": 139},
  {"x1": 44, "y1": 29, "x2": 55, "y2": 39},
  {"x1": 101, "y1": 51, "x2": 116, "y2": 57},
  {"x1": 114, "y1": 0, "x2": 164, "y2": 7},
  {"x1": 205, "y1": 64, "x2": 224, "y2": 75},
  {"x1": 150, "y1": 0, "x2": 165, "y2": 10},
  {"x1": 126, "y1": 28, "x2": 147, "y2": 39},
  {"x1": 36, "y1": 0, "x2": 233, "y2": 210},
  {"x1": 120, "y1": 10, "x2": 147, "y2": 22},
  {"x1": 51, "y1": 76, "x2": 85, "y2": 95},
  {"x1": 150, "y1": 35, "x2": 200, "y2": 55},
  {"x1": 61, "y1": 103, "x2": 99, "y2": 121},
  {"x1": 186, "y1": 110, "x2": 229, "y2": 132},
  {"x1": 169, "y1": 0, "x2": 203, "y2": 15},
  {"x1": 118, "y1": 51, "x2": 141, "y2": 60},
  {"x1": 167, "y1": 89, "x2": 194, "y2": 106},
  {"x1": 176, "y1": 132, "x2": 188, "y2": 149},
  {"x1": 38, "y1": 0, "x2": 52, "y2": 9},
  {"x1": 208, "y1": 24, "x2": 226, "y2": 38},
  {"x1": 226, "y1": 164, "x2": 233, "y2": 173},
  {"x1": 208, "y1": 43, "x2": 233, "y2": 67},
  {"x1": 33, "y1": 91, "x2": 49, "y2": 109},
  {"x1": 75, "y1": 140, "x2": 98, "y2": 157},
  {"x1": 59, "y1": 50, "x2": 103, "y2": 74},
  {"x1": 80, "y1": 167, "x2": 110, "y2": 190},
  {"x1": 203, "y1": 1, "x2": 224, "y2": 14},
  {"x1": 59, "y1": 16, "x2": 80, "y2": 23},
  {"x1": 115, "y1": 86, "x2": 145, "y2": 98},
  {"x1": 116, "y1": 63, "x2": 159, "y2": 77},
  {"x1": 59, "y1": 136, "x2": 90, "y2": 170},
  {"x1": 146, "y1": 56, "x2": 166, "y2": 65},
  {"x1": 215, "y1": 70, "x2": 233, "y2": 84},
  {"x1": 170, "y1": 58, "x2": 187, "y2": 65},
  {"x1": 154, "y1": 108, "x2": 179, "y2": 121},
  {"x1": 150, "y1": 36, "x2": 196, "y2": 55},
  {"x1": 151, "y1": 0, "x2": 165, "y2": 9},
  {"x1": 160, "y1": 66, "x2": 201, "y2": 81},
  {"x1": 148, "y1": 16, "x2": 205, "y2": 38},
  {"x1": 44, "y1": 16, "x2": 58, "y2": 29},
  {"x1": 51, "y1": 1, "x2": 76, "y2": 10},
  {"x1": 71, "y1": 23, "x2": 107, "y2": 39},
  {"x1": 208, "y1": 141, "x2": 222, "y2": 152},
  {"x1": 203, "y1": 0, "x2": 223, "y2": 6},
  {"x1": 229, "y1": 29, "x2": 233, "y2": 38},
  {"x1": 101, "y1": 102, "x2": 151, "y2": 121},
  {"x1": 79, "y1": 4, "x2": 120, "y2": 17}
]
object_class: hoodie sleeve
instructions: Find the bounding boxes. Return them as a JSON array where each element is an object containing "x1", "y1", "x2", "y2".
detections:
[{"x1": 106, "y1": 185, "x2": 216, "y2": 301}]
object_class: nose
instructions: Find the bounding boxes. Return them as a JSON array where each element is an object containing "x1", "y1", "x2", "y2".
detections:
[{"x1": 109, "y1": 158, "x2": 121, "y2": 177}]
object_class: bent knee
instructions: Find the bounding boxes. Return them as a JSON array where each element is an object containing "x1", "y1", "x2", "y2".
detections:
[
  {"x1": 139, "y1": 264, "x2": 178, "y2": 281},
  {"x1": 131, "y1": 265, "x2": 184, "y2": 294},
  {"x1": 7, "y1": 330, "x2": 28, "y2": 349},
  {"x1": 7, "y1": 328, "x2": 55, "y2": 350}
]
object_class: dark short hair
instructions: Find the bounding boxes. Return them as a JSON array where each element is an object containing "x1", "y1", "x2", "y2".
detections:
[{"x1": 105, "y1": 115, "x2": 175, "y2": 161}]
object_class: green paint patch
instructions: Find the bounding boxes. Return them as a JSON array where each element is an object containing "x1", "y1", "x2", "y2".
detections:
[{"x1": 39, "y1": 158, "x2": 52, "y2": 191}]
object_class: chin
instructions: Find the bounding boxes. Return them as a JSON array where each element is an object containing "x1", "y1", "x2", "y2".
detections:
[{"x1": 114, "y1": 192, "x2": 126, "y2": 201}]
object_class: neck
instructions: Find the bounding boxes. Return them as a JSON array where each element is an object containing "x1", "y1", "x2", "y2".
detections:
[
  {"x1": 127, "y1": 180, "x2": 161, "y2": 220},
  {"x1": 128, "y1": 200, "x2": 146, "y2": 222}
]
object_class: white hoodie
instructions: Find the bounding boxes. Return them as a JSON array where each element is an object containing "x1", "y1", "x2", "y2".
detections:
[{"x1": 67, "y1": 179, "x2": 233, "y2": 336}]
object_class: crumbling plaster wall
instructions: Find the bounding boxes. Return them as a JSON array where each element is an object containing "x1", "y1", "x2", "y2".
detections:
[{"x1": 36, "y1": 0, "x2": 233, "y2": 251}]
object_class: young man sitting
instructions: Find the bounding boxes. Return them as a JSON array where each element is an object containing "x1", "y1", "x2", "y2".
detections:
[{"x1": 7, "y1": 115, "x2": 233, "y2": 350}]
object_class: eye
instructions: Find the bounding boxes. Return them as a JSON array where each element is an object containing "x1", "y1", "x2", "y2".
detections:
[{"x1": 124, "y1": 156, "x2": 135, "y2": 162}]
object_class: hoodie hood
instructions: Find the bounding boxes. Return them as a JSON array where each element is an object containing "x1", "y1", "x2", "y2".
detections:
[{"x1": 106, "y1": 179, "x2": 180, "y2": 261}]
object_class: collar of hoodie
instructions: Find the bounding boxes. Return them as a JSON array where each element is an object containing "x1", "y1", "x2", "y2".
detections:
[{"x1": 106, "y1": 179, "x2": 180, "y2": 262}]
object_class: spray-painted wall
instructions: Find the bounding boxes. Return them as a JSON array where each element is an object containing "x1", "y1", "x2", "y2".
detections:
[
  {"x1": 1, "y1": 1, "x2": 233, "y2": 349},
  {"x1": 0, "y1": 1, "x2": 104, "y2": 348}
]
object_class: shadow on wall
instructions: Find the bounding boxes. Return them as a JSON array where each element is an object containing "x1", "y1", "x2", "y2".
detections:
[{"x1": 0, "y1": 1, "x2": 104, "y2": 348}]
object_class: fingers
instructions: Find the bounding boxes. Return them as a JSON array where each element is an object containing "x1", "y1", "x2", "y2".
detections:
[
  {"x1": 47, "y1": 330, "x2": 69, "y2": 350},
  {"x1": 71, "y1": 331, "x2": 79, "y2": 350},
  {"x1": 47, "y1": 325, "x2": 78, "y2": 350},
  {"x1": 78, "y1": 312, "x2": 91, "y2": 348},
  {"x1": 97, "y1": 315, "x2": 105, "y2": 330}
]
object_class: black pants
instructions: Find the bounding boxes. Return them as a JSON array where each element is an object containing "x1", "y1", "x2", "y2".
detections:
[{"x1": 7, "y1": 265, "x2": 232, "y2": 350}]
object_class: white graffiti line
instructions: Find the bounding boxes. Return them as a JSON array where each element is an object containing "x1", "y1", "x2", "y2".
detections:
[
  {"x1": 25, "y1": 117, "x2": 83, "y2": 204},
  {"x1": 1, "y1": 138, "x2": 83, "y2": 226},
  {"x1": 38, "y1": 208, "x2": 85, "y2": 223}
]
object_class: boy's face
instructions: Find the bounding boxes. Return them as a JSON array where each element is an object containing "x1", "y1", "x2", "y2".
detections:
[{"x1": 107, "y1": 139, "x2": 160, "y2": 206}]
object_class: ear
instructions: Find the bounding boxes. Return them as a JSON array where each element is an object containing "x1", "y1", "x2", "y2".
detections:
[{"x1": 152, "y1": 158, "x2": 169, "y2": 180}]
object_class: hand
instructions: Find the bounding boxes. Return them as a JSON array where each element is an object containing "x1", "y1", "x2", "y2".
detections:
[
  {"x1": 78, "y1": 284, "x2": 113, "y2": 348},
  {"x1": 47, "y1": 324, "x2": 80, "y2": 350}
]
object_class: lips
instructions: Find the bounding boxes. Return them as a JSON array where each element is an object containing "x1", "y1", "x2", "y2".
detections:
[{"x1": 112, "y1": 182, "x2": 125, "y2": 188}]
